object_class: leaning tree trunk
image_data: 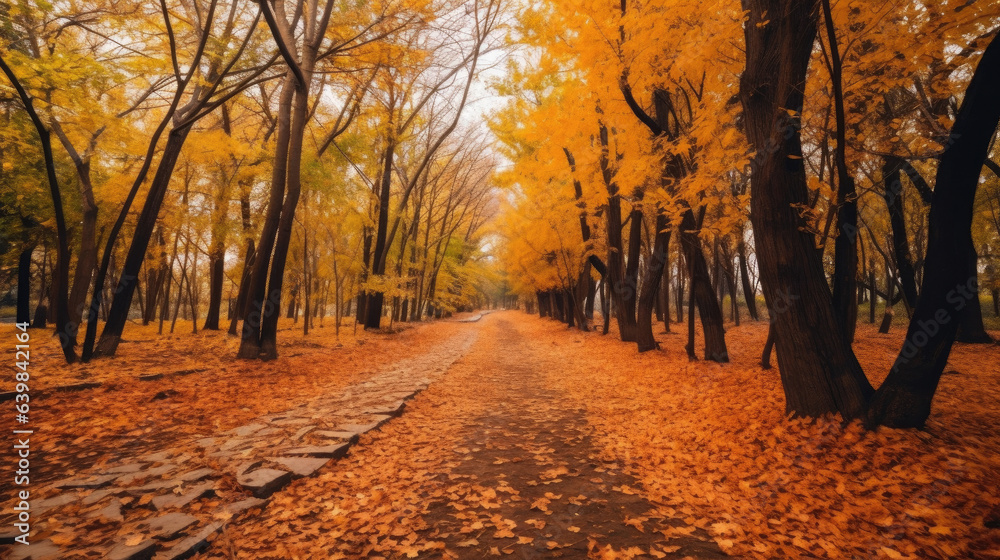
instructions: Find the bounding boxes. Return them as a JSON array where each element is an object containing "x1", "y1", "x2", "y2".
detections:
[
  {"x1": 637, "y1": 213, "x2": 670, "y2": 352},
  {"x1": 619, "y1": 202, "x2": 643, "y2": 341},
  {"x1": 824, "y1": 0, "x2": 859, "y2": 344},
  {"x1": 679, "y1": 209, "x2": 729, "y2": 362},
  {"x1": 740, "y1": 0, "x2": 873, "y2": 419},
  {"x1": 238, "y1": 76, "x2": 295, "y2": 358},
  {"x1": 867, "y1": 32, "x2": 1000, "y2": 428},
  {"x1": 881, "y1": 155, "x2": 919, "y2": 311},
  {"x1": 0, "y1": 59, "x2": 75, "y2": 362},
  {"x1": 258, "y1": 71, "x2": 313, "y2": 360},
  {"x1": 95, "y1": 128, "x2": 191, "y2": 357}
]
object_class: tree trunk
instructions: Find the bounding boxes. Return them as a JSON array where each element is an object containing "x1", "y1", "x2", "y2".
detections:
[
  {"x1": 824, "y1": 0, "x2": 859, "y2": 344},
  {"x1": 740, "y1": 0, "x2": 873, "y2": 418},
  {"x1": 881, "y1": 155, "x2": 919, "y2": 312},
  {"x1": 867, "y1": 32, "x2": 1000, "y2": 427},
  {"x1": 761, "y1": 322, "x2": 776, "y2": 369},
  {"x1": 737, "y1": 239, "x2": 759, "y2": 320},
  {"x1": 17, "y1": 247, "x2": 32, "y2": 326},
  {"x1": 238, "y1": 75, "x2": 295, "y2": 359},
  {"x1": 95, "y1": 127, "x2": 191, "y2": 357},
  {"x1": 954, "y1": 245, "x2": 994, "y2": 343},
  {"x1": 679, "y1": 209, "x2": 729, "y2": 361},
  {"x1": 637, "y1": 214, "x2": 670, "y2": 352}
]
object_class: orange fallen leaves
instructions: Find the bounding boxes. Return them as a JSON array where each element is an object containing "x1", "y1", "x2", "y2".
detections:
[{"x1": 546, "y1": 318, "x2": 1000, "y2": 559}]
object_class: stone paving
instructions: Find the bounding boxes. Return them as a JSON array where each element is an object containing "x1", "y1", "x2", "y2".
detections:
[{"x1": 2, "y1": 328, "x2": 478, "y2": 560}]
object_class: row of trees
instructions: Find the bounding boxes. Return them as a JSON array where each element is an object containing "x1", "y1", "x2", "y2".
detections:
[
  {"x1": 1, "y1": 0, "x2": 503, "y2": 362},
  {"x1": 494, "y1": 0, "x2": 999, "y2": 428}
]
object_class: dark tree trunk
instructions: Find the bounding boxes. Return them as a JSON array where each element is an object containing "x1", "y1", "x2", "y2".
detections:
[
  {"x1": 761, "y1": 322, "x2": 776, "y2": 369},
  {"x1": 867, "y1": 32, "x2": 1000, "y2": 427},
  {"x1": 68, "y1": 204, "x2": 98, "y2": 327},
  {"x1": 620, "y1": 202, "x2": 643, "y2": 340},
  {"x1": 824, "y1": 0, "x2": 859, "y2": 344},
  {"x1": 203, "y1": 242, "x2": 225, "y2": 330},
  {"x1": 257, "y1": 73, "x2": 313, "y2": 359},
  {"x1": 737, "y1": 239, "x2": 759, "y2": 320},
  {"x1": 365, "y1": 124, "x2": 397, "y2": 331},
  {"x1": 660, "y1": 237, "x2": 671, "y2": 331},
  {"x1": 95, "y1": 128, "x2": 191, "y2": 357},
  {"x1": 955, "y1": 245, "x2": 994, "y2": 343},
  {"x1": 878, "y1": 271, "x2": 894, "y2": 334},
  {"x1": 17, "y1": 247, "x2": 32, "y2": 325},
  {"x1": 679, "y1": 209, "x2": 729, "y2": 361},
  {"x1": 238, "y1": 76, "x2": 295, "y2": 359},
  {"x1": 637, "y1": 214, "x2": 670, "y2": 352},
  {"x1": 869, "y1": 264, "x2": 877, "y2": 324},
  {"x1": 0, "y1": 59, "x2": 75, "y2": 361},
  {"x1": 881, "y1": 155, "x2": 919, "y2": 311},
  {"x1": 740, "y1": 0, "x2": 873, "y2": 418}
]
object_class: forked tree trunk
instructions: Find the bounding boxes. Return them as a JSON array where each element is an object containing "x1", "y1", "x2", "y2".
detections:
[
  {"x1": 740, "y1": 0, "x2": 873, "y2": 418},
  {"x1": 238, "y1": 76, "x2": 295, "y2": 358}
]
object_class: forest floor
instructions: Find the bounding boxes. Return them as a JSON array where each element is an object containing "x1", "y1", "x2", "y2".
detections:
[{"x1": 2, "y1": 311, "x2": 999, "y2": 559}]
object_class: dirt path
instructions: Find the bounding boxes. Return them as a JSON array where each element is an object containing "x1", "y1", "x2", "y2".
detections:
[
  {"x1": 193, "y1": 313, "x2": 723, "y2": 559},
  {"x1": 420, "y1": 317, "x2": 725, "y2": 559}
]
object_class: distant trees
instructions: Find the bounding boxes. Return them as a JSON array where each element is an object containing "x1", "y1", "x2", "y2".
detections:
[{"x1": 1, "y1": 0, "x2": 503, "y2": 364}]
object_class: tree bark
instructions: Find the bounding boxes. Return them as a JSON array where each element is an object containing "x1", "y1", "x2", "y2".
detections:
[
  {"x1": 17, "y1": 247, "x2": 32, "y2": 326},
  {"x1": 867, "y1": 32, "x2": 1000, "y2": 427},
  {"x1": 95, "y1": 128, "x2": 191, "y2": 357},
  {"x1": 637, "y1": 214, "x2": 670, "y2": 352},
  {"x1": 737, "y1": 239, "x2": 759, "y2": 320},
  {"x1": 881, "y1": 155, "x2": 919, "y2": 311},
  {"x1": 740, "y1": 0, "x2": 873, "y2": 418},
  {"x1": 679, "y1": 209, "x2": 729, "y2": 361}
]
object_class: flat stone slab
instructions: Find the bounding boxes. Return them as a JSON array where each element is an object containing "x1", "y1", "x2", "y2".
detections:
[
  {"x1": 337, "y1": 421, "x2": 381, "y2": 434},
  {"x1": 363, "y1": 401, "x2": 406, "y2": 417},
  {"x1": 312, "y1": 430, "x2": 359, "y2": 443},
  {"x1": 292, "y1": 425, "x2": 316, "y2": 440},
  {"x1": 236, "y1": 468, "x2": 291, "y2": 498},
  {"x1": 178, "y1": 468, "x2": 215, "y2": 483},
  {"x1": 108, "y1": 538, "x2": 157, "y2": 560},
  {"x1": 225, "y1": 497, "x2": 268, "y2": 517},
  {"x1": 284, "y1": 443, "x2": 349, "y2": 459},
  {"x1": 36, "y1": 493, "x2": 78, "y2": 509},
  {"x1": 229, "y1": 423, "x2": 267, "y2": 437},
  {"x1": 55, "y1": 474, "x2": 119, "y2": 489},
  {"x1": 152, "y1": 522, "x2": 221, "y2": 560},
  {"x1": 9, "y1": 538, "x2": 62, "y2": 559},
  {"x1": 107, "y1": 463, "x2": 147, "y2": 474},
  {"x1": 151, "y1": 482, "x2": 215, "y2": 510},
  {"x1": 93, "y1": 500, "x2": 123, "y2": 522},
  {"x1": 267, "y1": 456, "x2": 329, "y2": 478},
  {"x1": 148, "y1": 512, "x2": 198, "y2": 540}
]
